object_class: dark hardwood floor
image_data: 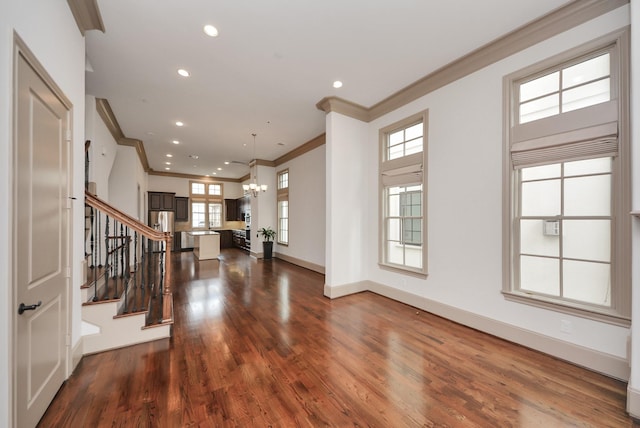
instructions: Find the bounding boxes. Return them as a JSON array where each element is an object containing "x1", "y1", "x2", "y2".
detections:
[{"x1": 39, "y1": 249, "x2": 638, "y2": 427}]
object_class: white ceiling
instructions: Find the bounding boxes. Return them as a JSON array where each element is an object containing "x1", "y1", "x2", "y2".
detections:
[{"x1": 86, "y1": 0, "x2": 571, "y2": 179}]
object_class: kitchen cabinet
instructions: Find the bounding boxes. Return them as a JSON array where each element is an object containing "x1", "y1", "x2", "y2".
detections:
[
  {"x1": 148, "y1": 191, "x2": 175, "y2": 211},
  {"x1": 190, "y1": 231, "x2": 220, "y2": 260},
  {"x1": 237, "y1": 196, "x2": 249, "y2": 221},
  {"x1": 219, "y1": 230, "x2": 233, "y2": 248},
  {"x1": 175, "y1": 197, "x2": 189, "y2": 222},
  {"x1": 225, "y1": 199, "x2": 237, "y2": 221},
  {"x1": 173, "y1": 231, "x2": 182, "y2": 252}
]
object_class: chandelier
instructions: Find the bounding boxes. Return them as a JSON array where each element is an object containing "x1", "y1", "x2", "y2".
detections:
[{"x1": 243, "y1": 133, "x2": 268, "y2": 197}]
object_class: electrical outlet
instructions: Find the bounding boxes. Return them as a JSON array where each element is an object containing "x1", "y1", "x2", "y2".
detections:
[{"x1": 560, "y1": 319, "x2": 572, "y2": 334}]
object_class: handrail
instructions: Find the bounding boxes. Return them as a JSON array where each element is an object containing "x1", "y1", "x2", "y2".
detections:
[
  {"x1": 85, "y1": 190, "x2": 173, "y2": 323},
  {"x1": 85, "y1": 191, "x2": 167, "y2": 241}
]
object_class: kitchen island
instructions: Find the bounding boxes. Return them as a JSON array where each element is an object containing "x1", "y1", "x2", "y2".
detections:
[{"x1": 189, "y1": 231, "x2": 220, "y2": 260}]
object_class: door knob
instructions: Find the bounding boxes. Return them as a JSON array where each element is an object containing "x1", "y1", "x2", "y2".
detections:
[{"x1": 18, "y1": 301, "x2": 42, "y2": 315}]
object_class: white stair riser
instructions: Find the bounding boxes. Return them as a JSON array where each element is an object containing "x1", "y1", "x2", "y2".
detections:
[{"x1": 81, "y1": 299, "x2": 170, "y2": 355}]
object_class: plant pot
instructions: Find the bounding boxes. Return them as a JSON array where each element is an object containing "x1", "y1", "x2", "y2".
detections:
[{"x1": 262, "y1": 241, "x2": 273, "y2": 260}]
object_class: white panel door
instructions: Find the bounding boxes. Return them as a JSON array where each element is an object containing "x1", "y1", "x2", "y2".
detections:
[{"x1": 15, "y1": 50, "x2": 70, "y2": 428}]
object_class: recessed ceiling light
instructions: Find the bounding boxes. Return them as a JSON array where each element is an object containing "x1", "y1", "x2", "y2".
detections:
[
  {"x1": 217, "y1": 167, "x2": 222, "y2": 171},
  {"x1": 165, "y1": 167, "x2": 170, "y2": 170},
  {"x1": 204, "y1": 25, "x2": 219, "y2": 37},
  {"x1": 175, "y1": 121, "x2": 184, "y2": 127},
  {"x1": 172, "y1": 140, "x2": 180, "y2": 145},
  {"x1": 212, "y1": 172, "x2": 217, "y2": 175},
  {"x1": 333, "y1": 80, "x2": 343, "y2": 88},
  {"x1": 165, "y1": 162, "x2": 171, "y2": 165},
  {"x1": 189, "y1": 154, "x2": 199, "y2": 159},
  {"x1": 166, "y1": 154, "x2": 173, "y2": 158},
  {"x1": 177, "y1": 69, "x2": 190, "y2": 77},
  {"x1": 224, "y1": 161, "x2": 230, "y2": 165}
]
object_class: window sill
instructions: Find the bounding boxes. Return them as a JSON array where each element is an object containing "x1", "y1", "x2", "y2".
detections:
[
  {"x1": 502, "y1": 290, "x2": 630, "y2": 327},
  {"x1": 378, "y1": 262, "x2": 427, "y2": 279}
]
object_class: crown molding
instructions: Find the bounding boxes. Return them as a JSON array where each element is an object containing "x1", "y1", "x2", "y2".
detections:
[
  {"x1": 95, "y1": 98, "x2": 124, "y2": 141},
  {"x1": 315, "y1": 97, "x2": 369, "y2": 121},
  {"x1": 274, "y1": 133, "x2": 326, "y2": 166},
  {"x1": 119, "y1": 137, "x2": 150, "y2": 171},
  {"x1": 95, "y1": 98, "x2": 152, "y2": 172},
  {"x1": 148, "y1": 170, "x2": 243, "y2": 183},
  {"x1": 317, "y1": 0, "x2": 629, "y2": 123},
  {"x1": 67, "y1": 0, "x2": 105, "y2": 35},
  {"x1": 95, "y1": 97, "x2": 325, "y2": 177},
  {"x1": 255, "y1": 159, "x2": 277, "y2": 167}
]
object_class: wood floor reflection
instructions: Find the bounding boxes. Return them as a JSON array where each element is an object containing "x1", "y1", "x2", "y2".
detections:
[{"x1": 39, "y1": 249, "x2": 638, "y2": 427}]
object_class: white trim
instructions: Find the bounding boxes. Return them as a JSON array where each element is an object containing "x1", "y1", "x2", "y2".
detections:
[
  {"x1": 628, "y1": 386, "x2": 640, "y2": 419},
  {"x1": 328, "y1": 280, "x2": 629, "y2": 380},
  {"x1": 274, "y1": 253, "x2": 325, "y2": 274},
  {"x1": 323, "y1": 281, "x2": 369, "y2": 299},
  {"x1": 71, "y1": 337, "x2": 83, "y2": 373}
]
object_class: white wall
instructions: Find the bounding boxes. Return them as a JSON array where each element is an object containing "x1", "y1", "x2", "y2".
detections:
[
  {"x1": 325, "y1": 113, "x2": 369, "y2": 288},
  {"x1": 0, "y1": 1, "x2": 86, "y2": 426},
  {"x1": 249, "y1": 164, "x2": 277, "y2": 255},
  {"x1": 108, "y1": 145, "x2": 146, "y2": 220},
  {"x1": 148, "y1": 174, "x2": 244, "y2": 199},
  {"x1": 275, "y1": 145, "x2": 326, "y2": 268},
  {"x1": 627, "y1": 0, "x2": 640, "y2": 416},
  {"x1": 86, "y1": 95, "x2": 118, "y2": 200},
  {"x1": 326, "y1": 5, "x2": 632, "y2": 377}
]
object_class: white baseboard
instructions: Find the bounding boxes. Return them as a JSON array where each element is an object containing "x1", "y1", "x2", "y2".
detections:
[
  {"x1": 69, "y1": 337, "x2": 83, "y2": 376},
  {"x1": 325, "y1": 279, "x2": 630, "y2": 381},
  {"x1": 324, "y1": 281, "x2": 368, "y2": 299},
  {"x1": 627, "y1": 386, "x2": 640, "y2": 419},
  {"x1": 275, "y1": 253, "x2": 325, "y2": 274}
]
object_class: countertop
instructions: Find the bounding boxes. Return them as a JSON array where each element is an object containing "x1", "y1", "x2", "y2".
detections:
[{"x1": 188, "y1": 231, "x2": 220, "y2": 236}]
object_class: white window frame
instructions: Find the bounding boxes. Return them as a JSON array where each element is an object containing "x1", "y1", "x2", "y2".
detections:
[
  {"x1": 190, "y1": 180, "x2": 224, "y2": 230},
  {"x1": 502, "y1": 29, "x2": 630, "y2": 325},
  {"x1": 379, "y1": 110, "x2": 428, "y2": 276},
  {"x1": 277, "y1": 169, "x2": 289, "y2": 245}
]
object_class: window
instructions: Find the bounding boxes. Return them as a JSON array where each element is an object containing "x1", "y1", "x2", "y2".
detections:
[
  {"x1": 503, "y1": 30, "x2": 630, "y2": 324},
  {"x1": 208, "y1": 183, "x2": 222, "y2": 196},
  {"x1": 208, "y1": 203, "x2": 222, "y2": 228},
  {"x1": 277, "y1": 169, "x2": 289, "y2": 245},
  {"x1": 379, "y1": 111, "x2": 428, "y2": 275},
  {"x1": 518, "y1": 52, "x2": 611, "y2": 124},
  {"x1": 190, "y1": 181, "x2": 223, "y2": 229}
]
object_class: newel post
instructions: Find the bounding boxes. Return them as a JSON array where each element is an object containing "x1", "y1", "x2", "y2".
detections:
[{"x1": 162, "y1": 232, "x2": 173, "y2": 323}]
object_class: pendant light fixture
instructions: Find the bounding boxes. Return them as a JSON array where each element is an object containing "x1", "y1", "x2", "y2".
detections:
[{"x1": 243, "y1": 133, "x2": 268, "y2": 197}]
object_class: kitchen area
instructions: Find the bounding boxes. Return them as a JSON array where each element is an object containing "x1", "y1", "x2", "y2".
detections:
[{"x1": 148, "y1": 190, "x2": 251, "y2": 259}]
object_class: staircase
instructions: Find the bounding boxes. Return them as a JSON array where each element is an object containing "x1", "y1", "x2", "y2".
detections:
[{"x1": 82, "y1": 191, "x2": 173, "y2": 354}]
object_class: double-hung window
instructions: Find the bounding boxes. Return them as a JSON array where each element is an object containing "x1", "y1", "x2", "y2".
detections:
[
  {"x1": 503, "y1": 30, "x2": 630, "y2": 324},
  {"x1": 379, "y1": 111, "x2": 428, "y2": 275},
  {"x1": 277, "y1": 169, "x2": 289, "y2": 245},
  {"x1": 190, "y1": 181, "x2": 223, "y2": 229}
]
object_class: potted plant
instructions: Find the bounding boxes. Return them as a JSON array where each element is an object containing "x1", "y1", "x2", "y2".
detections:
[{"x1": 258, "y1": 226, "x2": 276, "y2": 260}]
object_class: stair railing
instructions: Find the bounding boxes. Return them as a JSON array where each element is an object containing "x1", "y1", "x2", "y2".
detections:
[{"x1": 84, "y1": 191, "x2": 173, "y2": 323}]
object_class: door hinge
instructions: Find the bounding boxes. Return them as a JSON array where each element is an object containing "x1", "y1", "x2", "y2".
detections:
[{"x1": 64, "y1": 267, "x2": 71, "y2": 278}]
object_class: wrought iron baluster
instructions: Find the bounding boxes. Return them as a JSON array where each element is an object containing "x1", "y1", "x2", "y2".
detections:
[
  {"x1": 97, "y1": 212, "x2": 102, "y2": 268},
  {"x1": 103, "y1": 215, "x2": 110, "y2": 300},
  {"x1": 141, "y1": 236, "x2": 146, "y2": 313}
]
